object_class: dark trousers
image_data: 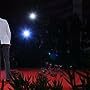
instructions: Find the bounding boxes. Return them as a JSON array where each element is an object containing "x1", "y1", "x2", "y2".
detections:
[{"x1": 0, "y1": 44, "x2": 10, "y2": 80}]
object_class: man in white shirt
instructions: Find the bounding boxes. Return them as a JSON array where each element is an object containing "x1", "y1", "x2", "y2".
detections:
[{"x1": 0, "y1": 18, "x2": 11, "y2": 81}]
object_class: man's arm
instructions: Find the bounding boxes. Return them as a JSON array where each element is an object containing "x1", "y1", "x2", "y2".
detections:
[{"x1": 5, "y1": 20, "x2": 11, "y2": 43}]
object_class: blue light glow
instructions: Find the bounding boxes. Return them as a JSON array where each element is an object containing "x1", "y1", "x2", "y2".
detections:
[
  {"x1": 48, "y1": 50, "x2": 59, "y2": 61},
  {"x1": 22, "y1": 28, "x2": 32, "y2": 39}
]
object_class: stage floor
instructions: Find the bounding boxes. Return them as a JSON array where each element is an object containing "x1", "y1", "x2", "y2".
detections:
[{"x1": 0, "y1": 68, "x2": 88, "y2": 90}]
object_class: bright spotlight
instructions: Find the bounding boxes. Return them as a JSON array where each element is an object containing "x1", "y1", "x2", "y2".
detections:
[
  {"x1": 22, "y1": 29, "x2": 31, "y2": 38},
  {"x1": 29, "y1": 12, "x2": 37, "y2": 20},
  {"x1": 23, "y1": 30, "x2": 30, "y2": 37}
]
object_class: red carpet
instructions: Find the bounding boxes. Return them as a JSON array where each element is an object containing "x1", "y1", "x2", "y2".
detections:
[{"x1": 0, "y1": 68, "x2": 87, "y2": 90}]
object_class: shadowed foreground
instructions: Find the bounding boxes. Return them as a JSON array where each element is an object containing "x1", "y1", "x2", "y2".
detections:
[{"x1": 0, "y1": 68, "x2": 90, "y2": 90}]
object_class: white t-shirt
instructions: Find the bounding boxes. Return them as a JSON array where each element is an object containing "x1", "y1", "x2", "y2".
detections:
[{"x1": 0, "y1": 18, "x2": 11, "y2": 44}]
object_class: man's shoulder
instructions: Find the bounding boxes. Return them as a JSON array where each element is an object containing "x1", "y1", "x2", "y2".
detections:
[{"x1": 0, "y1": 18, "x2": 7, "y2": 23}]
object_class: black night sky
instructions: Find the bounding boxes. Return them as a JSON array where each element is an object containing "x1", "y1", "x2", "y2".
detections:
[{"x1": 0, "y1": 0, "x2": 89, "y2": 68}]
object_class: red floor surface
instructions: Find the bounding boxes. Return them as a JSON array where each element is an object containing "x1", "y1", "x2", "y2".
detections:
[{"x1": 0, "y1": 68, "x2": 86, "y2": 90}]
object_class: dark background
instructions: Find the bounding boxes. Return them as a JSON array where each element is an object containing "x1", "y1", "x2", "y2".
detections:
[{"x1": 0, "y1": 0, "x2": 90, "y2": 68}]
